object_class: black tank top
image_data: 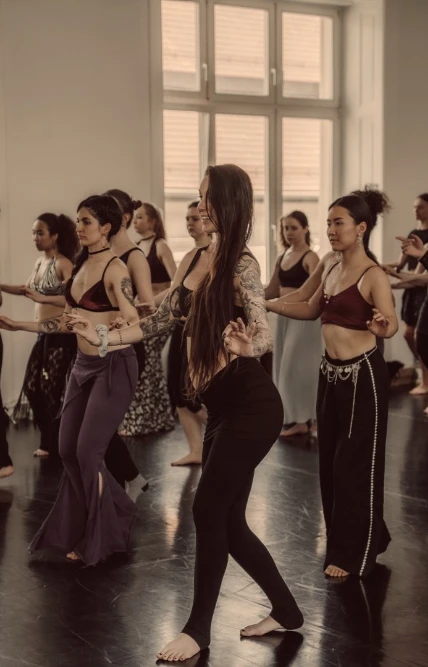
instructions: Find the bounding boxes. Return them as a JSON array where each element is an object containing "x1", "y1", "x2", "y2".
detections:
[
  {"x1": 120, "y1": 246, "x2": 144, "y2": 297},
  {"x1": 178, "y1": 247, "x2": 248, "y2": 323},
  {"x1": 278, "y1": 251, "x2": 311, "y2": 288},
  {"x1": 145, "y1": 239, "x2": 171, "y2": 284}
]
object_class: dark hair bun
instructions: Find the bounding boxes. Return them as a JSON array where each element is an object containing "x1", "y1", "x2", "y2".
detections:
[
  {"x1": 417, "y1": 193, "x2": 428, "y2": 204},
  {"x1": 132, "y1": 199, "x2": 142, "y2": 210},
  {"x1": 351, "y1": 185, "x2": 391, "y2": 218}
]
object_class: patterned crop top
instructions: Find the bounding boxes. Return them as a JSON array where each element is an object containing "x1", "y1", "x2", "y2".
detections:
[
  {"x1": 29, "y1": 257, "x2": 64, "y2": 296},
  {"x1": 65, "y1": 257, "x2": 120, "y2": 312},
  {"x1": 278, "y1": 251, "x2": 311, "y2": 289},
  {"x1": 319, "y1": 263, "x2": 376, "y2": 331},
  {"x1": 176, "y1": 246, "x2": 248, "y2": 325}
]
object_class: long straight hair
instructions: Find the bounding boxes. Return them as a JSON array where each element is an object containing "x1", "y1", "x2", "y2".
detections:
[
  {"x1": 142, "y1": 203, "x2": 167, "y2": 240},
  {"x1": 186, "y1": 164, "x2": 254, "y2": 393}
]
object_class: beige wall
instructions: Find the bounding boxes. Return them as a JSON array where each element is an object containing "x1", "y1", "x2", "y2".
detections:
[{"x1": 0, "y1": 0, "x2": 162, "y2": 405}]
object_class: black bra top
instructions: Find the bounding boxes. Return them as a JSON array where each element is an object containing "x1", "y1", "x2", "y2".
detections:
[
  {"x1": 178, "y1": 247, "x2": 248, "y2": 323},
  {"x1": 120, "y1": 246, "x2": 144, "y2": 297},
  {"x1": 278, "y1": 251, "x2": 311, "y2": 288},
  {"x1": 145, "y1": 239, "x2": 171, "y2": 284},
  {"x1": 65, "y1": 257, "x2": 120, "y2": 312}
]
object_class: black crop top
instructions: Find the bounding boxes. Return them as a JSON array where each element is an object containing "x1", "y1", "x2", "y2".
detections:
[
  {"x1": 120, "y1": 247, "x2": 144, "y2": 297},
  {"x1": 278, "y1": 251, "x2": 311, "y2": 289},
  {"x1": 145, "y1": 239, "x2": 171, "y2": 284},
  {"x1": 65, "y1": 257, "x2": 120, "y2": 312},
  {"x1": 177, "y1": 247, "x2": 248, "y2": 324}
]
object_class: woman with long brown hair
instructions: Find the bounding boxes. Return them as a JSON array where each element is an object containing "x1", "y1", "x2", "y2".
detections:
[
  {"x1": 68, "y1": 165, "x2": 303, "y2": 661},
  {"x1": 265, "y1": 211, "x2": 320, "y2": 436},
  {"x1": 119, "y1": 202, "x2": 175, "y2": 436}
]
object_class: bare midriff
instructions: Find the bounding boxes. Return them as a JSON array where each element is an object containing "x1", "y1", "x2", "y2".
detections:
[
  {"x1": 322, "y1": 324, "x2": 376, "y2": 360},
  {"x1": 35, "y1": 302, "x2": 64, "y2": 324},
  {"x1": 152, "y1": 281, "x2": 171, "y2": 297},
  {"x1": 71, "y1": 307, "x2": 131, "y2": 356}
]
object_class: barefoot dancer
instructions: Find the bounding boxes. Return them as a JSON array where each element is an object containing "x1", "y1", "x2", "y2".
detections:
[
  {"x1": 383, "y1": 193, "x2": 428, "y2": 395},
  {"x1": 265, "y1": 211, "x2": 320, "y2": 437},
  {"x1": 167, "y1": 200, "x2": 211, "y2": 466},
  {"x1": 268, "y1": 191, "x2": 397, "y2": 578},
  {"x1": 0, "y1": 288, "x2": 13, "y2": 479},
  {"x1": 0, "y1": 213, "x2": 79, "y2": 457},
  {"x1": 0, "y1": 196, "x2": 139, "y2": 564},
  {"x1": 391, "y1": 233, "x2": 428, "y2": 414},
  {"x1": 69, "y1": 165, "x2": 303, "y2": 660}
]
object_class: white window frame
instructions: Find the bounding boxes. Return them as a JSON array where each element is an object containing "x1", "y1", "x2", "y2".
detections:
[{"x1": 161, "y1": 0, "x2": 342, "y2": 274}]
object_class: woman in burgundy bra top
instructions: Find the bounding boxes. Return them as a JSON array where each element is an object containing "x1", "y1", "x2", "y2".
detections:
[
  {"x1": 269, "y1": 190, "x2": 398, "y2": 579},
  {"x1": 0, "y1": 195, "x2": 140, "y2": 566}
]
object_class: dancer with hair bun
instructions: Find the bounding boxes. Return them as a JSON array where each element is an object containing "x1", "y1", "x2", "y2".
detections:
[
  {"x1": 119, "y1": 201, "x2": 175, "y2": 437},
  {"x1": 67, "y1": 164, "x2": 304, "y2": 661},
  {"x1": 0, "y1": 213, "x2": 79, "y2": 457},
  {"x1": 265, "y1": 211, "x2": 320, "y2": 437},
  {"x1": 0, "y1": 195, "x2": 140, "y2": 564},
  {"x1": 268, "y1": 188, "x2": 397, "y2": 578}
]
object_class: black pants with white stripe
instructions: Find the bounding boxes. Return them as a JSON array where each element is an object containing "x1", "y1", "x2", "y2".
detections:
[{"x1": 316, "y1": 347, "x2": 391, "y2": 577}]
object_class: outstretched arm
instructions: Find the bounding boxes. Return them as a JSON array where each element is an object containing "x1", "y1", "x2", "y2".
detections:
[
  {"x1": 235, "y1": 253, "x2": 272, "y2": 357},
  {"x1": 0, "y1": 305, "x2": 73, "y2": 334},
  {"x1": 267, "y1": 284, "x2": 322, "y2": 320}
]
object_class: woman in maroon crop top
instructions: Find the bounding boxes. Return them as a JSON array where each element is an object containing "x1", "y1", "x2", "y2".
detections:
[
  {"x1": 265, "y1": 210, "x2": 320, "y2": 437},
  {"x1": 0, "y1": 195, "x2": 141, "y2": 566},
  {"x1": 269, "y1": 190, "x2": 398, "y2": 580}
]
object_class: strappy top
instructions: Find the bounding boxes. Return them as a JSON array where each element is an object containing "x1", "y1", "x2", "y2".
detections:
[
  {"x1": 29, "y1": 257, "x2": 64, "y2": 296},
  {"x1": 319, "y1": 263, "x2": 376, "y2": 331},
  {"x1": 278, "y1": 251, "x2": 311, "y2": 288},
  {"x1": 144, "y1": 239, "x2": 171, "y2": 284},
  {"x1": 120, "y1": 246, "x2": 144, "y2": 297},
  {"x1": 177, "y1": 247, "x2": 248, "y2": 324},
  {"x1": 65, "y1": 257, "x2": 120, "y2": 312}
]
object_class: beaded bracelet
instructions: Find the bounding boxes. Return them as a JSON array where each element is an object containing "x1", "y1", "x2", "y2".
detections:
[{"x1": 95, "y1": 324, "x2": 109, "y2": 358}]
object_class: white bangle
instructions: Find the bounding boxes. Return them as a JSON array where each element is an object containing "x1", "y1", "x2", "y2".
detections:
[{"x1": 96, "y1": 324, "x2": 109, "y2": 357}]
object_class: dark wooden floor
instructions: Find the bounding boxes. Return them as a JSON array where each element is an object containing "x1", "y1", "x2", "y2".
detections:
[{"x1": 1, "y1": 389, "x2": 427, "y2": 667}]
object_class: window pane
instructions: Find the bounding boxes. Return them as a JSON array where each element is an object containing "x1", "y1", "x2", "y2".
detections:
[
  {"x1": 282, "y1": 12, "x2": 333, "y2": 99},
  {"x1": 214, "y1": 5, "x2": 269, "y2": 97},
  {"x1": 164, "y1": 110, "x2": 204, "y2": 262},
  {"x1": 282, "y1": 118, "x2": 333, "y2": 255},
  {"x1": 162, "y1": 1, "x2": 200, "y2": 92},
  {"x1": 216, "y1": 114, "x2": 268, "y2": 281}
]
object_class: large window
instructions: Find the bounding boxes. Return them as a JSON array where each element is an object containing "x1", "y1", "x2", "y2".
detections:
[{"x1": 161, "y1": 0, "x2": 339, "y2": 278}]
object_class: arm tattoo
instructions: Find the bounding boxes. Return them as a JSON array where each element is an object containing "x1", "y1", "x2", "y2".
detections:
[
  {"x1": 138, "y1": 291, "x2": 179, "y2": 340},
  {"x1": 121, "y1": 277, "x2": 134, "y2": 306},
  {"x1": 236, "y1": 255, "x2": 273, "y2": 357},
  {"x1": 37, "y1": 318, "x2": 61, "y2": 334}
]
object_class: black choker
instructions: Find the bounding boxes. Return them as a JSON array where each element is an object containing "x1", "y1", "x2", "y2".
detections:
[{"x1": 88, "y1": 247, "x2": 110, "y2": 255}]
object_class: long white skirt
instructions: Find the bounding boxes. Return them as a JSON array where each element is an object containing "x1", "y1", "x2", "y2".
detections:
[{"x1": 273, "y1": 314, "x2": 322, "y2": 425}]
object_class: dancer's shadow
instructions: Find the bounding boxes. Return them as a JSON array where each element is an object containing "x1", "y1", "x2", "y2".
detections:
[{"x1": 240, "y1": 630, "x2": 304, "y2": 666}]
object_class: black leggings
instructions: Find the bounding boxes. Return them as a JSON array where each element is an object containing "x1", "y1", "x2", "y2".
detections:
[
  {"x1": 416, "y1": 330, "x2": 428, "y2": 369},
  {"x1": 181, "y1": 358, "x2": 303, "y2": 649},
  {"x1": 0, "y1": 335, "x2": 12, "y2": 468}
]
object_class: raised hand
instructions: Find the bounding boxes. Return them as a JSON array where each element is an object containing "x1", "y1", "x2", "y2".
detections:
[
  {"x1": 65, "y1": 313, "x2": 99, "y2": 346},
  {"x1": 366, "y1": 308, "x2": 389, "y2": 336},
  {"x1": 0, "y1": 315, "x2": 18, "y2": 331},
  {"x1": 222, "y1": 318, "x2": 257, "y2": 357},
  {"x1": 396, "y1": 234, "x2": 426, "y2": 259},
  {"x1": 24, "y1": 287, "x2": 44, "y2": 303}
]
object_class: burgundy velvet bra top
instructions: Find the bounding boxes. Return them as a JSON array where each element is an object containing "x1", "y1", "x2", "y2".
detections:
[
  {"x1": 65, "y1": 256, "x2": 120, "y2": 312},
  {"x1": 319, "y1": 263, "x2": 376, "y2": 331}
]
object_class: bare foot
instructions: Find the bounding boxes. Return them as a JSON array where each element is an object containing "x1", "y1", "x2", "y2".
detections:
[
  {"x1": 156, "y1": 633, "x2": 200, "y2": 662},
  {"x1": 324, "y1": 564, "x2": 349, "y2": 577},
  {"x1": 171, "y1": 454, "x2": 202, "y2": 467},
  {"x1": 240, "y1": 615, "x2": 283, "y2": 637},
  {"x1": 33, "y1": 449, "x2": 49, "y2": 458},
  {"x1": 66, "y1": 551, "x2": 81, "y2": 561},
  {"x1": 280, "y1": 423, "x2": 309, "y2": 438},
  {"x1": 0, "y1": 465, "x2": 14, "y2": 479},
  {"x1": 409, "y1": 384, "x2": 428, "y2": 396}
]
